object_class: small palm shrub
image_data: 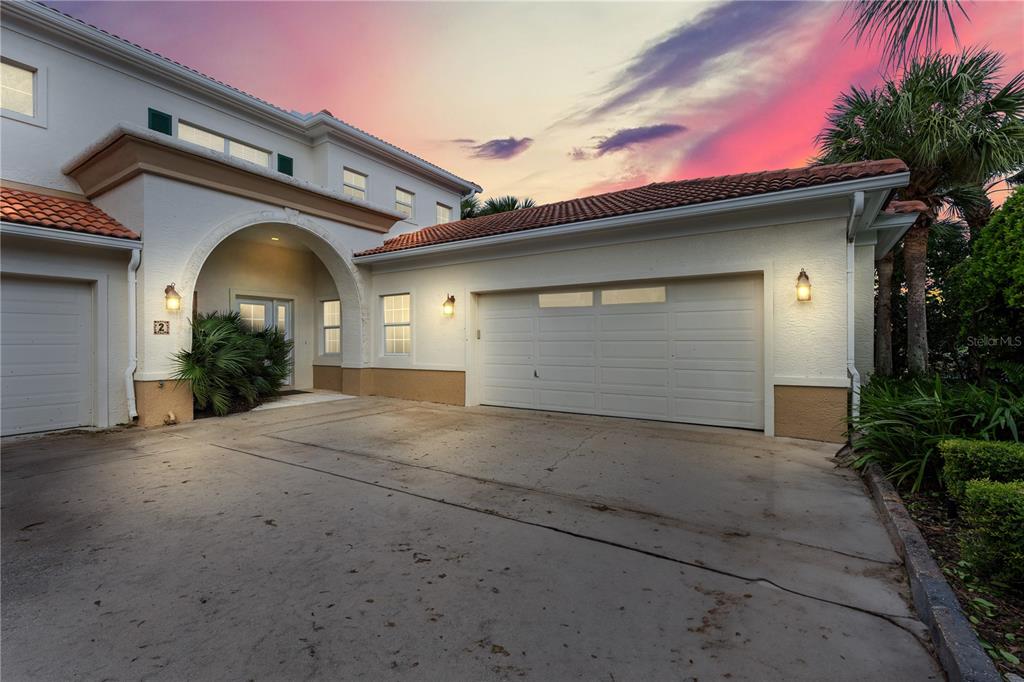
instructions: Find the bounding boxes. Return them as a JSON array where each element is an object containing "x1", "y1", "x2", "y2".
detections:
[
  {"x1": 172, "y1": 312, "x2": 294, "y2": 416},
  {"x1": 850, "y1": 375, "x2": 1023, "y2": 491}
]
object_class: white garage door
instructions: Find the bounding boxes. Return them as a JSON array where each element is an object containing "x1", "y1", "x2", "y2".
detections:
[
  {"x1": 1, "y1": 275, "x2": 95, "y2": 436},
  {"x1": 479, "y1": 274, "x2": 764, "y2": 429}
]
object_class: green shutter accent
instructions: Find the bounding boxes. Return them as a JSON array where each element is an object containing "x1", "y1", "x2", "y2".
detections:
[
  {"x1": 148, "y1": 108, "x2": 172, "y2": 135},
  {"x1": 277, "y1": 154, "x2": 294, "y2": 176}
]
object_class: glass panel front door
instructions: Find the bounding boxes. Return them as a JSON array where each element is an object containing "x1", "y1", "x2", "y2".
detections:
[{"x1": 235, "y1": 296, "x2": 294, "y2": 386}]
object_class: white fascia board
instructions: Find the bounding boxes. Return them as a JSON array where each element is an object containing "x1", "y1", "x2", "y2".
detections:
[
  {"x1": 1, "y1": 221, "x2": 143, "y2": 250},
  {"x1": 873, "y1": 212, "x2": 920, "y2": 259},
  {"x1": 354, "y1": 172, "x2": 911, "y2": 264},
  {"x1": 4, "y1": 1, "x2": 480, "y2": 196}
]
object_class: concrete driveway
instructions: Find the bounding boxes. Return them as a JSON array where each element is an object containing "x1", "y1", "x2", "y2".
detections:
[{"x1": 2, "y1": 397, "x2": 940, "y2": 681}]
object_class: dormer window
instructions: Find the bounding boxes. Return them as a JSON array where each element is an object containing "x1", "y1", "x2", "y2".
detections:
[{"x1": 343, "y1": 168, "x2": 367, "y2": 201}]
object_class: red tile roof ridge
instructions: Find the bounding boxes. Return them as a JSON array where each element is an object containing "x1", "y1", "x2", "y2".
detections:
[{"x1": 356, "y1": 158, "x2": 908, "y2": 257}]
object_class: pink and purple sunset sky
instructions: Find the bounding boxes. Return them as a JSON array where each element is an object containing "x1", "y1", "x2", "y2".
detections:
[{"x1": 52, "y1": 1, "x2": 1024, "y2": 203}]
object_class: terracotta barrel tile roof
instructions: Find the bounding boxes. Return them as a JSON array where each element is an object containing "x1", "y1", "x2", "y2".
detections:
[
  {"x1": 357, "y1": 158, "x2": 908, "y2": 257},
  {"x1": 1, "y1": 186, "x2": 140, "y2": 240}
]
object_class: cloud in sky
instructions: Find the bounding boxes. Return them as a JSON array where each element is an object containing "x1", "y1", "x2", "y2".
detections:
[
  {"x1": 458, "y1": 136, "x2": 534, "y2": 160},
  {"x1": 586, "y1": 1, "x2": 805, "y2": 120},
  {"x1": 593, "y1": 123, "x2": 687, "y2": 156}
]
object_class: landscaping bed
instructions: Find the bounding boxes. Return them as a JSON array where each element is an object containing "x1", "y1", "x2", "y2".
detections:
[{"x1": 904, "y1": 490, "x2": 1023, "y2": 676}]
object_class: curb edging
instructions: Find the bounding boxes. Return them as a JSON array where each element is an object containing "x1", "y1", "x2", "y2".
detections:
[{"x1": 863, "y1": 463, "x2": 1001, "y2": 682}]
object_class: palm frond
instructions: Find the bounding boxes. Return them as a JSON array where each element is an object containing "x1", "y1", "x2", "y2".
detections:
[{"x1": 845, "y1": 0, "x2": 968, "y2": 67}]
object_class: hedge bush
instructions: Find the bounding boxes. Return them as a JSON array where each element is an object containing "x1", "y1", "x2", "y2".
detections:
[
  {"x1": 941, "y1": 439, "x2": 1024, "y2": 504},
  {"x1": 960, "y1": 480, "x2": 1024, "y2": 590},
  {"x1": 849, "y1": 375, "x2": 1023, "y2": 490}
]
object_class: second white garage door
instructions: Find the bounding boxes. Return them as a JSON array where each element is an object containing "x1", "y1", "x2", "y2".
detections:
[
  {"x1": 1, "y1": 275, "x2": 96, "y2": 436},
  {"x1": 479, "y1": 274, "x2": 764, "y2": 429}
]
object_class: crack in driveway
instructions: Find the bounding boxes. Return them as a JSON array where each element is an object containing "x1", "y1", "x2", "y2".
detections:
[
  {"x1": 264, "y1": 433, "x2": 898, "y2": 567},
  {"x1": 208, "y1": 441, "x2": 930, "y2": 654}
]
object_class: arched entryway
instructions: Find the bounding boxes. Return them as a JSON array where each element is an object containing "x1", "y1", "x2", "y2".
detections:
[{"x1": 178, "y1": 209, "x2": 367, "y2": 392}]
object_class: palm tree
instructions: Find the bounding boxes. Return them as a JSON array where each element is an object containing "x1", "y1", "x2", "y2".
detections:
[
  {"x1": 460, "y1": 195, "x2": 480, "y2": 220},
  {"x1": 478, "y1": 195, "x2": 536, "y2": 216},
  {"x1": 817, "y1": 48, "x2": 1024, "y2": 375},
  {"x1": 845, "y1": 0, "x2": 968, "y2": 66}
]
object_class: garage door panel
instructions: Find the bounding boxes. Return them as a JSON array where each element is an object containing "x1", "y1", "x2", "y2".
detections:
[
  {"x1": 482, "y1": 363, "x2": 535, "y2": 381},
  {"x1": 673, "y1": 368, "x2": 760, "y2": 391},
  {"x1": 601, "y1": 393, "x2": 670, "y2": 418},
  {"x1": 2, "y1": 276, "x2": 95, "y2": 436},
  {"x1": 485, "y1": 315, "x2": 534, "y2": 335},
  {"x1": 539, "y1": 389, "x2": 597, "y2": 410},
  {"x1": 485, "y1": 339, "x2": 534, "y2": 359},
  {"x1": 480, "y1": 274, "x2": 763, "y2": 430}
]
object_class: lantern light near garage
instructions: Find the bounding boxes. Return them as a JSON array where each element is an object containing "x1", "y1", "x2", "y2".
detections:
[
  {"x1": 441, "y1": 293, "x2": 456, "y2": 318},
  {"x1": 796, "y1": 269, "x2": 812, "y2": 302},
  {"x1": 164, "y1": 283, "x2": 182, "y2": 311}
]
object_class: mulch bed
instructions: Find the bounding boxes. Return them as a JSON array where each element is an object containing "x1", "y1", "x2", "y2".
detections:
[{"x1": 904, "y1": 490, "x2": 1023, "y2": 676}]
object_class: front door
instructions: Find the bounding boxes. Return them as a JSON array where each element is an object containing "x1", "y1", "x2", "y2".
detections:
[{"x1": 236, "y1": 296, "x2": 294, "y2": 386}]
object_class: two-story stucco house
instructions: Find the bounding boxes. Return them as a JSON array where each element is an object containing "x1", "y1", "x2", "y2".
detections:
[{"x1": 1, "y1": 1, "x2": 918, "y2": 442}]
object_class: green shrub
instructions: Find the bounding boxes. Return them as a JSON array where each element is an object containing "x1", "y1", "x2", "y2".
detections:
[
  {"x1": 171, "y1": 312, "x2": 294, "y2": 416},
  {"x1": 850, "y1": 375, "x2": 1023, "y2": 491},
  {"x1": 960, "y1": 480, "x2": 1024, "y2": 590},
  {"x1": 941, "y1": 439, "x2": 1024, "y2": 503}
]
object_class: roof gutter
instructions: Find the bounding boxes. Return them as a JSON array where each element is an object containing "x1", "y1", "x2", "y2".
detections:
[
  {"x1": 354, "y1": 172, "x2": 911, "y2": 264},
  {"x1": 1, "y1": 221, "x2": 142, "y2": 249},
  {"x1": 4, "y1": 1, "x2": 480, "y2": 195}
]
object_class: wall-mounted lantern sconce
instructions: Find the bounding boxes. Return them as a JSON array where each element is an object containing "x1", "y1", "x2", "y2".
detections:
[
  {"x1": 441, "y1": 294, "x2": 456, "y2": 318},
  {"x1": 796, "y1": 269, "x2": 811, "y2": 302},
  {"x1": 165, "y1": 283, "x2": 182, "y2": 311}
]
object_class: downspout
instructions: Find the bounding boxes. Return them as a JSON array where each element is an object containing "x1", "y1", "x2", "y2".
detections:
[
  {"x1": 846, "y1": 191, "x2": 865, "y2": 420},
  {"x1": 125, "y1": 249, "x2": 141, "y2": 419}
]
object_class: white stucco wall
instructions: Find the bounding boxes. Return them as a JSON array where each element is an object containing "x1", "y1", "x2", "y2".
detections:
[
  {"x1": 195, "y1": 235, "x2": 335, "y2": 390},
  {"x1": 0, "y1": 19, "x2": 465, "y2": 223},
  {"x1": 92, "y1": 174, "x2": 384, "y2": 380},
  {"x1": 366, "y1": 216, "x2": 858, "y2": 416},
  {"x1": 0, "y1": 234, "x2": 133, "y2": 425}
]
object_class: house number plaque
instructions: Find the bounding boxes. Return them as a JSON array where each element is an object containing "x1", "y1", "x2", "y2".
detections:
[{"x1": 153, "y1": 320, "x2": 170, "y2": 335}]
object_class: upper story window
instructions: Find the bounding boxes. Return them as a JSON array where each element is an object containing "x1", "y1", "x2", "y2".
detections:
[
  {"x1": 1, "y1": 60, "x2": 34, "y2": 117},
  {"x1": 343, "y1": 168, "x2": 368, "y2": 201},
  {"x1": 436, "y1": 203, "x2": 452, "y2": 224},
  {"x1": 178, "y1": 121, "x2": 270, "y2": 167},
  {"x1": 395, "y1": 188, "x2": 415, "y2": 219}
]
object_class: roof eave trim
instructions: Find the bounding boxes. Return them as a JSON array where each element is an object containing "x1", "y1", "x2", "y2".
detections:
[
  {"x1": 5, "y1": 1, "x2": 480, "y2": 195},
  {"x1": 1, "y1": 220, "x2": 142, "y2": 249},
  {"x1": 354, "y1": 171, "x2": 912, "y2": 263}
]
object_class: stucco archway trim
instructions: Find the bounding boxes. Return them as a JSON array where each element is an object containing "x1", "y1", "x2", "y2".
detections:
[{"x1": 179, "y1": 207, "x2": 370, "y2": 368}]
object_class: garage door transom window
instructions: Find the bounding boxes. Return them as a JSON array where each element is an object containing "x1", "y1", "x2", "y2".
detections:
[
  {"x1": 382, "y1": 294, "x2": 411, "y2": 354},
  {"x1": 538, "y1": 291, "x2": 593, "y2": 308},
  {"x1": 600, "y1": 286, "x2": 666, "y2": 305}
]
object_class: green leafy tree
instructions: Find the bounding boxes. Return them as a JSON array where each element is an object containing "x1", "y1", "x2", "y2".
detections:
[
  {"x1": 948, "y1": 188, "x2": 1024, "y2": 372},
  {"x1": 845, "y1": 0, "x2": 967, "y2": 66},
  {"x1": 477, "y1": 195, "x2": 536, "y2": 216},
  {"x1": 817, "y1": 48, "x2": 1024, "y2": 375}
]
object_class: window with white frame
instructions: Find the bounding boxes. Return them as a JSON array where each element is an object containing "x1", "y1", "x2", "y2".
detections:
[
  {"x1": 322, "y1": 300, "x2": 341, "y2": 354},
  {"x1": 436, "y1": 203, "x2": 452, "y2": 224},
  {"x1": 343, "y1": 168, "x2": 368, "y2": 201},
  {"x1": 382, "y1": 294, "x2": 411, "y2": 355},
  {"x1": 395, "y1": 188, "x2": 415, "y2": 219},
  {"x1": 177, "y1": 121, "x2": 270, "y2": 167},
  {"x1": 1, "y1": 60, "x2": 35, "y2": 117}
]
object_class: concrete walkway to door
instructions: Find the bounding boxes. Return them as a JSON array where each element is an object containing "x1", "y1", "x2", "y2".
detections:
[{"x1": 1, "y1": 397, "x2": 941, "y2": 680}]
